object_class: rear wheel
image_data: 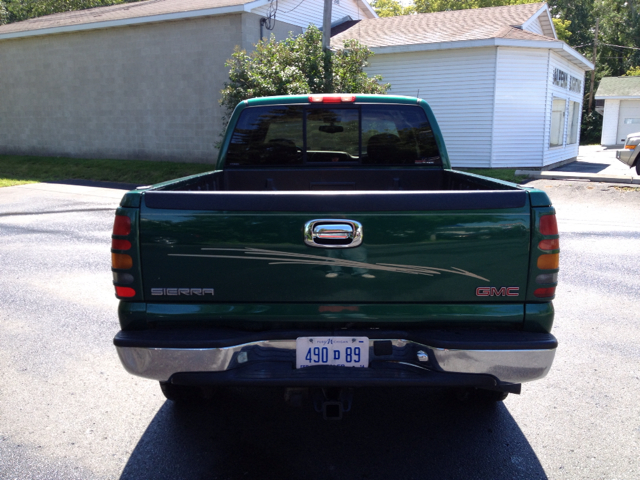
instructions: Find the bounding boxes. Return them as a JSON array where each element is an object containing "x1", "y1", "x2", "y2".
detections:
[
  {"x1": 455, "y1": 387, "x2": 508, "y2": 403},
  {"x1": 476, "y1": 389, "x2": 509, "y2": 402},
  {"x1": 159, "y1": 381, "x2": 205, "y2": 403}
]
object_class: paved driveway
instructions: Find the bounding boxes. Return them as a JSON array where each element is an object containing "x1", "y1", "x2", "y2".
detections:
[
  {"x1": 552, "y1": 145, "x2": 639, "y2": 177},
  {"x1": 0, "y1": 179, "x2": 639, "y2": 479}
]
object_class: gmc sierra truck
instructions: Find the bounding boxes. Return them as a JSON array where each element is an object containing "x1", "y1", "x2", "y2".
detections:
[{"x1": 112, "y1": 94, "x2": 559, "y2": 418}]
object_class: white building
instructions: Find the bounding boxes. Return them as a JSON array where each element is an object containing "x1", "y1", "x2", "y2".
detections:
[
  {"x1": 595, "y1": 77, "x2": 640, "y2": 146},
  {"x1": 0, "y1": 0, "x2": 376, "y2": 162},
  {"x1": 0, "y1": 0, "x2": 592, "y2": 168},
  {"x1": 332, "y1": 3, "x2": 594, "y2": 169}
]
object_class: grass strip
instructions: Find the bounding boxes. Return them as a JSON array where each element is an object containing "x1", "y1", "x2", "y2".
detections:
[
  {"x1": 0, "y1": 155, "x2": 215, "y2": 188},
  {"x1": 0, "y1": 155, "x2": 528, "y2": 188}
]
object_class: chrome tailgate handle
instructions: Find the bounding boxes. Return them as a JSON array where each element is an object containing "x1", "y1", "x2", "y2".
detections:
[
  {"x1": 304, "y1": 220, "x2": 363, "y2": 248},
  {"x1": 314, "y1": 224, "x2": 353, "y2": 239}
]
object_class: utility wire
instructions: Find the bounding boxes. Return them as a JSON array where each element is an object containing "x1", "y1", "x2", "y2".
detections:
[
  {"x1": 280, "y1": 0, "x2": 305, "y2": 14},
  {"x1": 577, "y1": 42, "x2": 640, "y2": 51},
  {"x1": 263, "y1": 0, "x2": 277, "y2": 30},
  {"x1": 600, "y1": 42, "x2": 640, "y2": 51}
]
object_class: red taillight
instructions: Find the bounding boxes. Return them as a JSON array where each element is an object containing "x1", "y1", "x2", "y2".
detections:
[
  {"x1": 308, "y1": 95, "x2": 356, "y2": 103},
  {"x1": 112, "y1": 239, "x2": 131, "y2": 250},
  {"x1": 538, "y1": 238, "x2": 560, "y2": 251},
  {"x1": 113, "y1": 215, "x2": 131, "y2": 236},
  {"x1": 539, "y1": 215, "x2": 558, "y2": 235},
  {"x1": 115, "y1": 286, "x2": 136, "y2": 298},
  {"x1": 534, "y1": 287, "x2": 556, "y2": 298}
]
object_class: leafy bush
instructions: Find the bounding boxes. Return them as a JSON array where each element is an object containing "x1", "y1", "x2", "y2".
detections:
[
  {"x1": 580, "y1": 108, "x2": 602, "y2": 145},
  {"x1": 219, "y1": 26, "x2": 390, "y2": 124},
  {"x1": 2, "y1": 0, "x2": 142, "y2": 23}
]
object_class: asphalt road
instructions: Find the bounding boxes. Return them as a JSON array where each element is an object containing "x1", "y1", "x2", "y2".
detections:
[{"x1": 0, "y1": 179, "x2": 639, "y2": 479}]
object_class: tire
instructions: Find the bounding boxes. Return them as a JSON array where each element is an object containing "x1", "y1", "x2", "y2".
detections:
[
  {"x1": 476, "y1": 389, "x2": 509, "y2": 402},
  {"x1": 455, "y1": 387, "x2": 508, "y2": 403},
  {"x1": 159, "y1": 381, "x2": 204, "y2": 403},
  {"x1": 635, "y1": 160, "x2": 640, "y2": 176}
]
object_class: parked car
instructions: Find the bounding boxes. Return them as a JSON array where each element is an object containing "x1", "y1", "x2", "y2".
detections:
[
  {"x1": 111, "y1": 94, "x2": 560, "y2": 417},
  {"x1": 616, "y1": 131, "x2": 640, "y2": 175}
]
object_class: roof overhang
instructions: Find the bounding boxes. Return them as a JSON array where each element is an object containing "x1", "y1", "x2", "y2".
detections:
[
  {"x1": 0, "y1": 0, "x2": 269, "y2": 41},
  {"x1": 353, "y1": 0, "x2": 378, "y2": 19},
  {"x1": 521, "y1": 3, "x2": 556, "y2": 39},
  {"x1": 369, "y1": 38, "x2": 594, "y2": 71}
]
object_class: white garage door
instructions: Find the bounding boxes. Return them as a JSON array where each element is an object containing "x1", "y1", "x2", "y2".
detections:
[{"x1": 617, "y1": 100, "x2": 640, "y2": 143}]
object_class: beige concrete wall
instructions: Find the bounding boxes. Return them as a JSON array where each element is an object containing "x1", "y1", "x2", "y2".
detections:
[{"x1": 0, "y1": 14, "x2": 301, "y2": 163}]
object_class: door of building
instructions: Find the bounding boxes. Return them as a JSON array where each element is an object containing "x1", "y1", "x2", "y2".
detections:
[{"x1": 617, "y1": 100, "x2": 640, "y2": 143}]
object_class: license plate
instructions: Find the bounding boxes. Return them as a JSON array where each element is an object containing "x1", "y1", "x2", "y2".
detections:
[{"x1": 296, "y1": 337, "x2": 369, "y2": 368}]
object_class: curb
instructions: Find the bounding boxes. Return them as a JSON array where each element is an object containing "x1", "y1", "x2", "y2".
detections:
[{"x1": 515, "y1": 170, "x2": 640, "y2": 184}]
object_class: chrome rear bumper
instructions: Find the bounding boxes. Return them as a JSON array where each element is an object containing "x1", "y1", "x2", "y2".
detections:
[{"x1": 115, "y1": 336, "x2": 556, "y2": 385}]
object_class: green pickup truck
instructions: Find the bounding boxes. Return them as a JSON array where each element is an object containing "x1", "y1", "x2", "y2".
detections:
[{"x1": 112, "y1": 94, "x2": 559, "y2": 417}]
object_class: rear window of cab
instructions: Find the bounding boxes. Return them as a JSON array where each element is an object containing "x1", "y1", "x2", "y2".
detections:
[{"x1": 225, "y1": 104, "x2": 441, "y2": 167}]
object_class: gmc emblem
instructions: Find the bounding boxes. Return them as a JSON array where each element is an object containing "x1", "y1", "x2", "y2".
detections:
[{"x1": 476, "y1": 287, "x2": 519, "y2": 297}]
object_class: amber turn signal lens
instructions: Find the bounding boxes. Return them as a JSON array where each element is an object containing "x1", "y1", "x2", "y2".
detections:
[
  {"x1": 111, "y1": 239, "x2": 131, "y2": 250},
  {"x1": 115, "y1": 286, "x2": 136, "y2": 298},
  {"x1": 538, "y1": 238, "x2": 559, "y2": 251},
  {"x1": 112, "y1": 253, "x2": 133, "y2": 269},
  {"x1": 537, "y1": 253, "x2": 559, "y2": 269},
  {"x1": 534, "y1": 287, "x2": 556, "y2": 298},
  {"x1": 113, "y1": 215, "x2": 131, "y2": 236},
  {"x1": 539, "y1": 215, "x2": 558, "y2": 235}
]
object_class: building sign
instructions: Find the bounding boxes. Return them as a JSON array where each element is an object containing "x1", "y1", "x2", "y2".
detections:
[
  {"x1": 553, "y1": 68, "x2": 568, "y2": 88},
  {"x1": 569, "y1": 76, "x2": 582, "y2": 93},
  {"x1": 553, "y1": 68, "x2": 582, "y2": 93}
]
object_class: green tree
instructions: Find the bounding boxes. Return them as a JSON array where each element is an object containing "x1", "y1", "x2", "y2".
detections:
[
  {"x1": 595, "y1": 0, "x2": 640, "y2": 76},
  {"x1": 219, "y1": 26, "x2": 390, "y2": 124},
  {"x1": 547, "y1": 0, "x2": 594, "y2": 50},
  {"x1": 0, "y1": 1, "x2": 8, "y2": 25},
  {"x1": 371, "y1": 0, "x2": 414, "y2": 17},
  {"x1": 2, "y1": 0, "x2": 143, "y2": 23},
  {"x1": 625, "y1": 66, "x2": 640, "y2": 76},
  {"x1": 552, "y1": 18, "x2": 571, "y2": 43},
  {"x1": 413, "y1": 0, "x2": 531, "y2": 14}
]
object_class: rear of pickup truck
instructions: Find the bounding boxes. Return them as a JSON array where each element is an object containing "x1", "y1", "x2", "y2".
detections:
[{"x1": 112, "y1": 94, "x2": 559, "y2": 409}]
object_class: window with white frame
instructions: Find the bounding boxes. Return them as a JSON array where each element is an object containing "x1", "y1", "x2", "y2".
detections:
[
  {"x1": 566, "y1": 101, "x2": 580, "y2": 145},
  {"x1": 549, "y1": 98, "x2": 566, "y2": 148}
]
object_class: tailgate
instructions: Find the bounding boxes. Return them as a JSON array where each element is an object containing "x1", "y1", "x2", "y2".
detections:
[{"x1": 139, "y1": 190, "x2": 531, "y2": 304}]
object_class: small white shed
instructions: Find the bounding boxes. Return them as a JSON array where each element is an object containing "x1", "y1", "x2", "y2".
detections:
[
  {"x1": 595, "y1": 77, "x2": 640, "y2": 146},
  {"x1": 332, "y1": 3, "x2": 594, "y2": 169}
]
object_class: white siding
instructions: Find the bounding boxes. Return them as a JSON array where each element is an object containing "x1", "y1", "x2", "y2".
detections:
[
  {"x1": 524, "y1": 17, "x2": 544, "y2": 36},
  {"x1": 367, "y1": 48, "x2": 497, "y2": 168},
  {"x1": 543, "y1": 51, "x2": 584, "y2": 166},
  {"x1": 492, "y1": 47, "x2": 549, "y2": 167},
  {"x1": 251, "y1": 0, "x2": 373, "y2": 30},
  {"x1": 601, "y1": 99, "x2": 620, "y2": 145}
]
